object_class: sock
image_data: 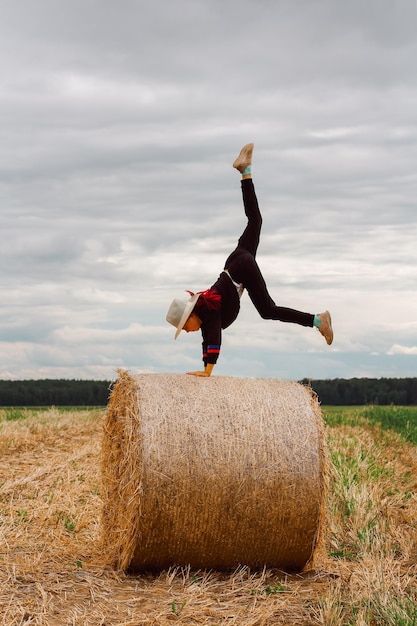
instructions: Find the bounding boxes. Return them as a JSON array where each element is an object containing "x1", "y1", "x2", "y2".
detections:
[
  {"x1": 242, "y1": 165, "x2": 251, "y2": 176},
  {"x1": 313, "y1": 314, "x2": 321, "y2": 328}
]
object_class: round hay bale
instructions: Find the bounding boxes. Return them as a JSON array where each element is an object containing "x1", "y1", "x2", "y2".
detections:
[{"x1": 101, "y1": 371, "x2": 328, "y2": 572}]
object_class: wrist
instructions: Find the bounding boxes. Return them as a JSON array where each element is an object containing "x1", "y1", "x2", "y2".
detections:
[{"x1": 205, "y1": 363, "x2": 214, "y2": 376}]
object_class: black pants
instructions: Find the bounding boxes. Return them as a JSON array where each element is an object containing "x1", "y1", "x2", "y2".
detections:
[{"x1": 224, "y1": 179, "x2": 314, "y2": 327}]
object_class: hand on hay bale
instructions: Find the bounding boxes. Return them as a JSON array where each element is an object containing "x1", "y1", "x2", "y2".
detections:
[{"x1": 187, "y1": 363, "x2": 214, "y2": 377}]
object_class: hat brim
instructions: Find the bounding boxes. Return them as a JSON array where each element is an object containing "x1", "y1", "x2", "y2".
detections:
[{"x1": 175, "y1": 293, "x2": 200, "y2": 339}]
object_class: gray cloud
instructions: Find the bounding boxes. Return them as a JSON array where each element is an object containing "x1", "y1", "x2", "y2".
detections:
[{"x1": 1, "y1": 0, "x2": 416, "y2": 380}]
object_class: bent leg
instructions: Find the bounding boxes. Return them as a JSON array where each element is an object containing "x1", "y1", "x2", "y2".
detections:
[{"x1": 231, "y1": 252, "x2": 314, "y2": 327}]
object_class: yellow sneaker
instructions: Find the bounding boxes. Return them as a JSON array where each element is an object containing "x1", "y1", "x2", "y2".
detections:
[{"x1": 318, "y1": 310, "x2": 333, "y2": 345}]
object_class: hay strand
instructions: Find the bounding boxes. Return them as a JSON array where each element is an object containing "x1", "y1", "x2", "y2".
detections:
[{"x1": 101, "y1": 371, "x2": 328, "y2": 572}]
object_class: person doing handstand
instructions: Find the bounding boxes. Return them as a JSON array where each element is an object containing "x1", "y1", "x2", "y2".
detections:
[{"x1": 166, "y1": 143, "x2": 333, "y2": 377}]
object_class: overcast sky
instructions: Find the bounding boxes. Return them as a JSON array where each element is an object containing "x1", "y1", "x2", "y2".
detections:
[{"x1": 1, "y1": 0, "x2": 416, "y2": 382}]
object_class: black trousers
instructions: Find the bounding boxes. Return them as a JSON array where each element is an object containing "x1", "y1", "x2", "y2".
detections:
[{"x1": 224, "y1": 179, "x2": 314, "y2": 327}]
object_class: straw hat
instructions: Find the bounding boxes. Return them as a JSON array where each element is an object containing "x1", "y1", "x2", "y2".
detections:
[{"x1": 166, "y1": 293, "x2": 200, "y2": 339}]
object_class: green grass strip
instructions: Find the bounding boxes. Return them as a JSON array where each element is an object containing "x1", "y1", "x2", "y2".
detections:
[{"x1": 323, "y1": 405, "x2": 417, "y2": 445}]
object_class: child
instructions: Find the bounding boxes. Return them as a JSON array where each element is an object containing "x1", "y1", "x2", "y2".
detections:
[{"x1": 166, "y1": 143, "x2": 333, "y2": 377}]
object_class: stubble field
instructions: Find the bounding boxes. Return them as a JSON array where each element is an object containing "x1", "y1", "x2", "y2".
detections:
[{"x1": 0, "y1": 404, "x2": 416, "y2": 625}]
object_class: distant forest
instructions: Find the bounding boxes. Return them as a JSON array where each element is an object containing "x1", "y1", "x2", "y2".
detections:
[
  {"x1": 0, "y1": 379, "x2": 111, "y2": 407},
  {"x1": 1, "y1": 377, "x2": 417, "y2": 407},
  {"x1": 301, "y1": 377, "x2": 417, "y2": 406}
]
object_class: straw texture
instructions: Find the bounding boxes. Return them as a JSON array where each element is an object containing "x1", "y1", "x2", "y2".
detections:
[{"x1": 101, "y1": 371, "x2": 328, "y2": 572}]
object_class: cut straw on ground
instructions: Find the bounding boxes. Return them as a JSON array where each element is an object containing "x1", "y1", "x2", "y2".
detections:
[{"x1": 1, "y1": 400, "x2": 416, "y2": 624}]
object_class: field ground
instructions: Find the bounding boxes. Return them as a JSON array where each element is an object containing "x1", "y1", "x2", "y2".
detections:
[{"x1": 0, "y1": 406, "x2": 416, "y2": 625}]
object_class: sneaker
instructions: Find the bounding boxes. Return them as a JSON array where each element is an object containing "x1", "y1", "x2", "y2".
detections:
[
  {"x1": 318, "y1": 310, "x2": 333, "y2": 345},
  {"x1": 233, "y1": 143, "x2": 254, "y2": 173}
]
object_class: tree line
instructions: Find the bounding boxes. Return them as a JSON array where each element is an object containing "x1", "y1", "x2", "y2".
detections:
[
  {"x1": 1, "y1": 377, "x2": 417, "y2": 407},
  {"x1": 302, "y1": 377, "x2": 417, "y2": 406},
  {"x1": 0, "y1": 379, "x2": 112, "y2": 407}
]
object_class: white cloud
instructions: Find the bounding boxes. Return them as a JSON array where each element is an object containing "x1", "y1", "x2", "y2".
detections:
[{"x1": 388, "y1": 345, "x2": 417, "y2": 356}]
